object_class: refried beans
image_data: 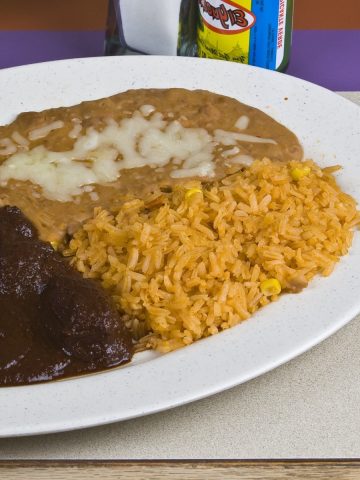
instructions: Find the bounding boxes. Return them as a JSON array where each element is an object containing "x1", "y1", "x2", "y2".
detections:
[{"x1": 0, "y1": 88, "x2": 302, "y2": 243}]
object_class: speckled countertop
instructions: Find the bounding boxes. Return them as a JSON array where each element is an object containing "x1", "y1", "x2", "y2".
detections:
[{"x1": 0, "y1": 92, "x2": 359, "y2": 460}]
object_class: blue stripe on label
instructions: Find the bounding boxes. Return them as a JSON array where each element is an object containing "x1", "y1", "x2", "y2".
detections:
[{"x1": 249, "y1": 0, "x2": 279, "y2": 69}]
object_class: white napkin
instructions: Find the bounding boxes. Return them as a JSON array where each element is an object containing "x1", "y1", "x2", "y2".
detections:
[{"x1": 119, "y1": 0, "x2": 182, "y2": 55}]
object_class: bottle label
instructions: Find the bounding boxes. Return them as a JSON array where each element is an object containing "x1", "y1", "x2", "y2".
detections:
[
  {"x1": 197, "y1": 0, "x2": 289, "y2": 70},
  {"x1": 198, "y1": 0, "x2": 256, "y2": 34}
]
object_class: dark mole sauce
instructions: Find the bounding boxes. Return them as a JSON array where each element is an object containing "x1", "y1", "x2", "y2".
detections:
[{"x1": 0, "y1": 206, "x2": 133, "y2": 387}]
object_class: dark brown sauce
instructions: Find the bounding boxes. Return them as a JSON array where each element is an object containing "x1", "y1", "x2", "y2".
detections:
[{"x1": 0, "y1": 206, "x2": 133, "y2": 387}]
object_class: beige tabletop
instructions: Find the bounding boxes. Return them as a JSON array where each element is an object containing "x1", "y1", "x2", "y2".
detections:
[{"x1": 0, "y1": 92, "x2": 359, "y2": 461}]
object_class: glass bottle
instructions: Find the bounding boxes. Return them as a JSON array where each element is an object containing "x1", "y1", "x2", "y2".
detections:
[{"x1": 178, "y1": 0, "x2": 294, "y2": 72}]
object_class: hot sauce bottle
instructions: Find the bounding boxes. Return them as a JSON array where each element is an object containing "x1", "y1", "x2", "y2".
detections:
[{"x1": 179, "y1": 0, "x2": 294, "y2": 72}]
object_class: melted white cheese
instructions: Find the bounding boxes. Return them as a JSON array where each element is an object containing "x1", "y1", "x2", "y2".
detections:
[
  {"x1": 0, "y1": 107, "x2": 276, "y2": 202},
  {"x1": 221, "y1": 146, "x2": 240, "y2": 158},
  {"x1": 235, "y1": 115, "x2": 250, "y2": 130},
  {"x1": 28, "y1": 120, "x2": 65, "y2": 141},
  {"x1": 11, "y1": 131, "x2": 29, "y2": 147},
  {"x1": 230, "y1": 154, "x2": 254, "y2": 165},
  {"x1": 68, "y1": 121, "x2": 83, "y2": 139},
  {"x1": 89, "y1": 191, "x2": 99, "y2": 201},
  {"x1": 214, "y1": 129, "x2": 277, "y2": 146},
  {"x1": 139, "y1": 104, "x2": 155, "y2": 116}
]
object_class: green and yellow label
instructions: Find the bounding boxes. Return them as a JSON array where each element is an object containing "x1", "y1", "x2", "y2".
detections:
[{"x1": 197, "y1": 0, "x2": 292, "y2": 71}]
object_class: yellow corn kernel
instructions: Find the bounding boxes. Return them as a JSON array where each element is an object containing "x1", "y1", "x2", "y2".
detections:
[
  {"x1": 260, "y1": 278, "x2": 282, "y2": 296},
  {"x1": 290, "y1": 166, "x2": 311, "y2": 181},
  {"x1": 185, "y1": 188, "x2": 202, "y2": 200},
  {"x1": 50, "y1": 241, "x2": 58, "y2": 251}
]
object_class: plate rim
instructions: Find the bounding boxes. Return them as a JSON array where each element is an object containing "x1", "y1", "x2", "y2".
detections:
[{"x1": 0, "y1": 55, "x2": 359, "y2": 437}]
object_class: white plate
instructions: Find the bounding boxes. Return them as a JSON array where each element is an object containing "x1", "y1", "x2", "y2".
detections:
[{"x1": 0, "y1": 56, "x2": 359, "y2": 438}]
